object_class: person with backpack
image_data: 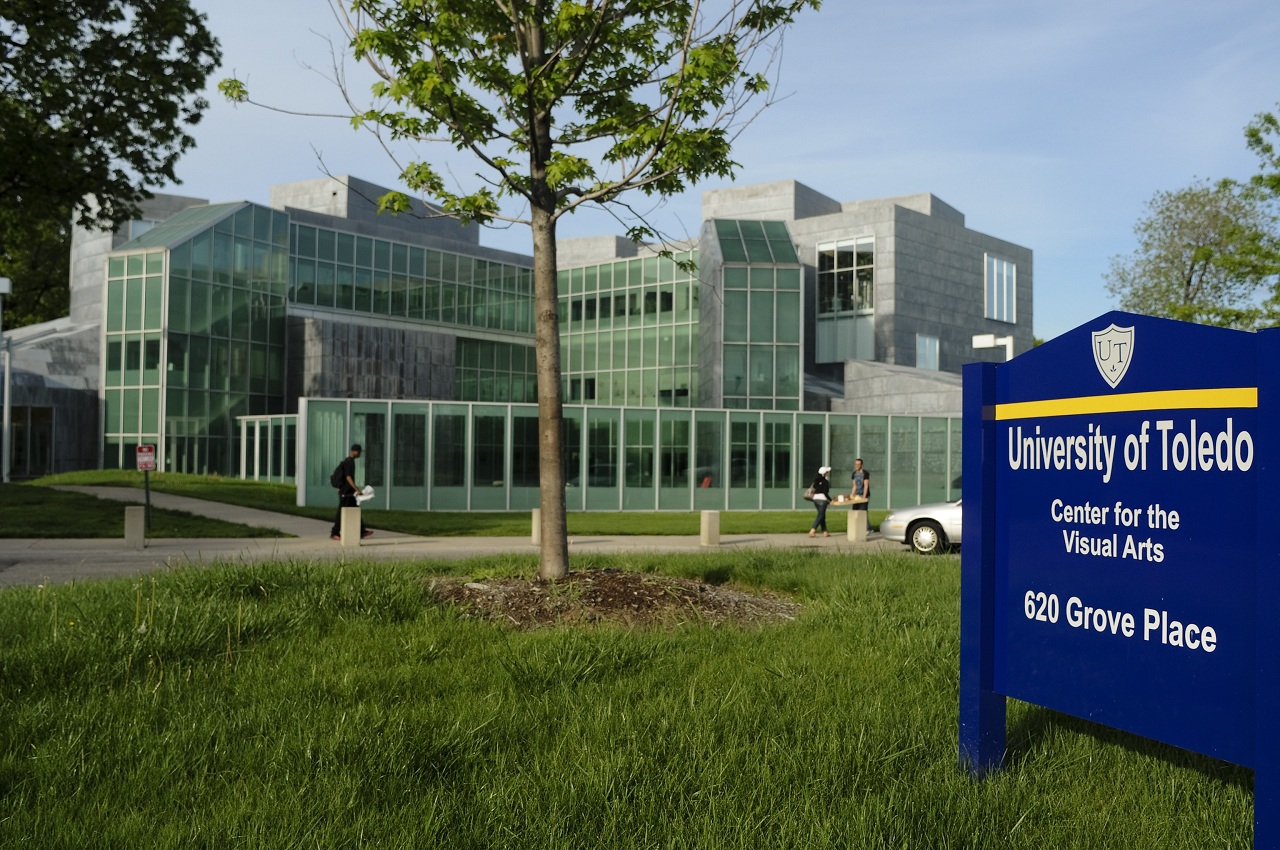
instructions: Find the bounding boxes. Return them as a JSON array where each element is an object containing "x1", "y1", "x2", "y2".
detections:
[{"x1": 330, "y1": 444, "x2": 372, "y2": 540}]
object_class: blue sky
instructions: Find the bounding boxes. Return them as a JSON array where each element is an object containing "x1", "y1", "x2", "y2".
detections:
[{"x1": 174, "y1": 0, "x2": 1280, "y2": 341}]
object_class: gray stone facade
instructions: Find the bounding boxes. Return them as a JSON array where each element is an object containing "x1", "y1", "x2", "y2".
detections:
[
  {"x1": 694, "y1": 222, "x2": 726, "y2": 409},
  {"x1": 269, "y1": 175, "x2": 482, "y2": 249},
  {"x1": 832, "y1": 359, "x2": 963, "y2": 418},
  {"x1": 555, "y1": 179, "x2": 1033, "y2": 415},
  {"x1": 703, "y1": 181, "x2": 1034, "y2": 375}
]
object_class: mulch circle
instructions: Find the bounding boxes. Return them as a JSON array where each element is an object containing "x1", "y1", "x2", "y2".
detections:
[{"x1": 427, "y1": 568, "x2": 802, "y2": 629}]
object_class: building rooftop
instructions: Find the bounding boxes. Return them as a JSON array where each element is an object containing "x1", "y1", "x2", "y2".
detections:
[{"x1": 113, "y1": 202, "x2": 247, "y2": 251}]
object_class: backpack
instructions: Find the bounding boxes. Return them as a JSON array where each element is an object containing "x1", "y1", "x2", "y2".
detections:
[{"x1": 330, "y1": 462, "x2": 345, "y2": 489}]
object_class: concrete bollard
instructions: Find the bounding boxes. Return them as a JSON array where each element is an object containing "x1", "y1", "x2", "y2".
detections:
[
  {"x1": 124, "y1": 506, "x2": 146, "y2": 550},
  {"x1": 847, "y1": 515, "x2": 868, "y2": 543},
  {"x1": 700, "y1": 510, "x2": 720, "y2": 547},
  {"x1": 340, "y1": 507, "x2": 362, "y2": 548},
  {"x1": 531, "y1": 508, "x2": 541, "y2": 546}
]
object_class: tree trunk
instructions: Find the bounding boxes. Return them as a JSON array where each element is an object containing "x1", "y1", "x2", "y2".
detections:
[{"x1": 531, "y1": 204, "x2": 570, "y2": 579}]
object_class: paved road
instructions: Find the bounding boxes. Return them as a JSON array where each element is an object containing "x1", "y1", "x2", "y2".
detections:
[{"x1": 0, "y1": 486, "x2": 898, "y2": 588}]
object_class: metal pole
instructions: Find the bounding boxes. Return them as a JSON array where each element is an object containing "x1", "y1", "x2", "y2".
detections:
[
  {"x1": 0, "y1": 277, "x2": 10, "y2": 484},
  {"x1": 2, "y1": 339, "x2": 9, "y2": 483}
]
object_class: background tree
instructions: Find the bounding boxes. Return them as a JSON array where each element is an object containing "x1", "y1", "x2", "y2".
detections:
[
  {"x1": 1246, "y1": 104, "x2": 1280, "y2": 199},
  {"x1": 1104, "y1": 180, "x2": 1277, "y2": 329},
  {"x1": 0, "y1": 0, "x2": 221, "y2": 329},
  {"x1": 1243, "y1": 103, "x2": 1280, "y2": 315},
  {"x1": 0, "y1": 216, "x2": 71, "y2": 328},
  {"x1": 223, "y1": 0, "x2": 820, "y2": 579}
]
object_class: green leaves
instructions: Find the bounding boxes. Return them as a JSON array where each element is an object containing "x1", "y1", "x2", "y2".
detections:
[
  {"x1": 1, "y1": 0, "x2": 220, "y2": 327},
  {"x1": 220, "y1": 0, "x2": 821, "y2": 576},
  {"x1": 336, "y1": 0, "x2": 820, "y2": 222},
  {"x1": 217, "y1": 78, "x2": 249, "y2": 104},
  {"x1": 1105, "y1": 180, "x2": 1278, "y2": 330},
  {"x1": 0, "y1": 0, "x2": 221, "y2": 230},
  {"x1": 1245, "y1": 105, "x2": 1280, "y2": 215}
]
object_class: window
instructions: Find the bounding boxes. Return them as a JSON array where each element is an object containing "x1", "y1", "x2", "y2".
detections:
[
  {"x1": 511, "y1": 414, "x2": 540, "y2": 487},
  {"x1": 473, "y1": 413, "x2": 505, "y2": 487},
  {"x1": 817, "y1": 236, "x2": 873, "y2": 314},
  {"x1": 985, "y1": 255, "x2": 1016, "y2": 323},
  {"x1": 917, "y1": 334, "x2": 939, "y2": 370},
  {"x1": 660, "y1": 417, "x2": 690, "y2": 488},
  {"x1": 393, "y1": 413, "x2": 426, "y2": 487},
  {"x1": 729, "y1": 419, "x2": 757, "y2": 488},
  {"x1": 432, "y1": 412, "x2": 466, "y2": 486}
]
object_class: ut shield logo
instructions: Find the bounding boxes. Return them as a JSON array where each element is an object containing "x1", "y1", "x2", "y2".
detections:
[{"x1": 1092, "y1": 323, "x2": 1134, "y2": 388}]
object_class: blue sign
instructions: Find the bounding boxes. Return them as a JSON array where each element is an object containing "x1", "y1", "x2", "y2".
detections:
[{"x1": 961, "y1": 311, "x2": 1280, "y2": 846}]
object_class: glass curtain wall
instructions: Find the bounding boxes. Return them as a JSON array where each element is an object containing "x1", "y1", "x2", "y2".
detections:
[
  {"x1": 105, "y1": 203, "x2": 289, "y2": 475},
  {"x1": 289, "y1": 223, "x2": 534, "y2": 334},
  {"x1": 455, "y1": 339, "x2": 537, "y2": 403},
  {"x1": 103, "y1": 251, "x2": 164, "y2": 469},
  {"x1": 557, "y1": 250, "x2": 699, "y2": 407},
  {"x1": 289, "y1": 222, "x2": 538, "y2": 406},
  {"x1": 238, "y1": 414, "x2": 298, "y2": 483},
  {"x1": 715, "y1": 220, "x2": 803, "y2": 411},
  {"x1": 294, "y1": 400, "x2": 961, "y2": 513}
]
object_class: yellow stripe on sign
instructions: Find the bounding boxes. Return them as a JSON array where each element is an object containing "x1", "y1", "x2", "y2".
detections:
[{"x1": 994, "y1": 387, "x2": 1258, "y2": 421}]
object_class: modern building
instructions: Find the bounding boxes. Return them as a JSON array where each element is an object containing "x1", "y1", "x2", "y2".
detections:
[
  {"x1": 556, "y1": 180, "x2": 1033, "y2": 416},
  {"x1": 2, "y1": 176, "x2": 1031, "y2": 510}
]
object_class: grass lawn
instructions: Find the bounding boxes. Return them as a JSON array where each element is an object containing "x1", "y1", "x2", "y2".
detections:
[
  {"x1": 26, "y1": 470, "x2": 891, "y2": 538},
  {"x1": 0, "y1": 551, "x2": 1250, "y2": 848},
  {"x1": 0, "y1": 484, "x2": 286, "y2": 539}
]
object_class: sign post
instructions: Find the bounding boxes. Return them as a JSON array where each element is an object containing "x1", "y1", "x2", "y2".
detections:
[
  {"x1": 136, "y1": 444, "x2": 156, "y2": 529},
  {"x1": 961, "y1": 311, "x2": 1274, "y2": 845}
]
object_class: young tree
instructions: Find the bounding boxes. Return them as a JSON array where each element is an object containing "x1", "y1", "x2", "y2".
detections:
[
  {"x1": 1104, "y1": 180, "x2": 1277, "y2": 329},
  {"x1": 0, "y1": 0, "x2": 221, "y2": 328},
  {"x1": 222, "y1": 0, "x2": 820, "y2": 579}
]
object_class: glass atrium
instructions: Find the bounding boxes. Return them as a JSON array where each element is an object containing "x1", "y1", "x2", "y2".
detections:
[
  {"x1": 103, "y1": 202, "x2": 290, "y2": 474},
  {"x1": 103, "y1": 201, "x2": 539, "y2": 474}
]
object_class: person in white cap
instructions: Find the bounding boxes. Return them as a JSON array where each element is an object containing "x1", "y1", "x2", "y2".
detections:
[{"x1": 808, "y1": 465, "x2": 833, "y2": 538}]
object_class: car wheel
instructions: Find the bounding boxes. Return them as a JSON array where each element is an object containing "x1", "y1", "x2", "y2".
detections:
[{"x1": 909, "y1": 520, "x2": 945, "y2": 555}]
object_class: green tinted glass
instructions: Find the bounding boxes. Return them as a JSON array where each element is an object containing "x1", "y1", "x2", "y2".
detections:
[
  {"x1": 123, "y1": 388, "x2": 140, "y2": 432},
  {"x1": 106, "y1": 280, "x2": 125, "y2": 332},
  {"x1": 776, "y1": 292, "x2": 800, "y2": 343},
  {"x1": 125, "y1": 279, "x2": 143, "y2": 331},
  {"x1": 723, "y1": 291, "x2": 748, "y2": 341},
  {"x1": 749, "y1": 292, "x2": 773, "y2": 341},
  {"x1": 143, "y1": 277, "x2": 163, "y2": 329},
  {"x1": 775, "y1": 268, "x2": 801, "y2": 290},
  {"x1": 142, "y1": 389, "x2": 160, "y2": 433}
]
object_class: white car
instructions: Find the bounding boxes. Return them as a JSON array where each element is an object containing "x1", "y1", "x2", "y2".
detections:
[{"x1": 880, "y1": 499, "x2": 962, "y2": 554}]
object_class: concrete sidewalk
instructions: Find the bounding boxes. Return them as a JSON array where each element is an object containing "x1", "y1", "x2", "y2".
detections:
[{"x1": 0, "y1": 486, "x2": 896, "y2": 588}]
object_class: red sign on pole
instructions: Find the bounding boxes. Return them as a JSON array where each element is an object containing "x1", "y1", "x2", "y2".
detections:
[{"x1": 136, "y1": 444, "x2": 156, "y2": 472}]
